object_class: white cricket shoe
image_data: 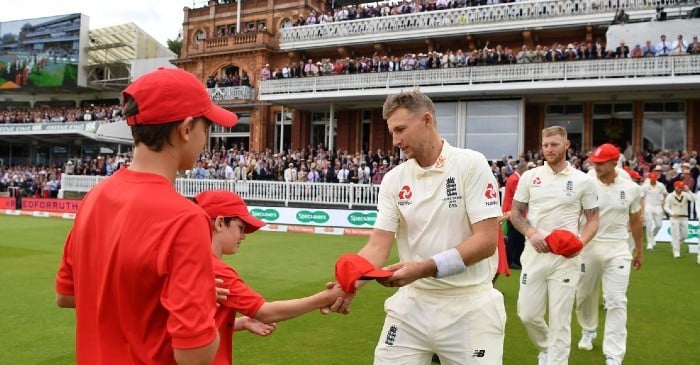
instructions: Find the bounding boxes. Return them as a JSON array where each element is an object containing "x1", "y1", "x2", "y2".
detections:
[
  {"x1": 605, "y1": 356, "x2": 621, "y2": 365},
  {"x1": 697, "y1": 255, "x2": 700, "y2": 265},
  {"x1": 537, "y1": 352, "x2": 548, "y2": 365},
  {"x1": 578, "y1": 330, "x2": 597, "y2": 351}
]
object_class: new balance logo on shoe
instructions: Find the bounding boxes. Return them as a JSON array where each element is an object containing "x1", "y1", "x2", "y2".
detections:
[{"x1": 472, "y1": 349, "x2": 486, "y2": 358}]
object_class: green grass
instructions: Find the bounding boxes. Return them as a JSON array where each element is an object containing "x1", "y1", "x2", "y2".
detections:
[{"x1": 1, "y1": 215, "x2": 699, "y2": 364}]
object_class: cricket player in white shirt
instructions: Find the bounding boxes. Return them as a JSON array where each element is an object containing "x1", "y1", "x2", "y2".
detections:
[
  {"x1": 332, "y1": 90, "x2": 505, "y2": 364},
  {"x1": 664, "y1": 181, "x2": 695, "y2": 258},
  {"x1": 639, "y1": 172, "x2": 667, "y2": 250},
  {"x1": 510, "y1": 126, "x2": 599, "y2": 365},
  {"x1": 575, "y1": 144, "x2": 643, "y2": 365}
]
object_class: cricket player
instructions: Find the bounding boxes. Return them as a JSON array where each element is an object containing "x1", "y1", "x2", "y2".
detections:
[
  {"x1": 640, "y1": 172, "x2": 666, "y2": 250},
  {"x1": 575, "y1": 144, "x2": 643, "y2": 365},
  {"x1": 664, "y1": 181, "x2": 695, "y2": 258},
  {"x1": 510, "y1": 126, "x2": 599, "y2": 365},
  {"x1": 333, "y1": 90, "x2": 505, "y2": 364}
]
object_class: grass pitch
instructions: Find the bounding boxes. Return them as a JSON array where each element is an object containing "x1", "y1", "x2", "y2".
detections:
[{"x1": 1, "y1": 215, "x2": 699, "y2": 364}]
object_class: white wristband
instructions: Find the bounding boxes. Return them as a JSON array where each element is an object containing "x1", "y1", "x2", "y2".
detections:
[{"x1": 431, "y1": 248, "x2": 466, "y2": 279}]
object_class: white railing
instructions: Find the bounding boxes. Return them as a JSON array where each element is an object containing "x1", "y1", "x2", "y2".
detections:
[
  {"x1": 279, "y1": 0, "x2": 678, "y2": 47},
  {"x1": 259, "y1": 54, "x2": 700, "y2": 97},
  {"x1": 60, "y1": 175, "x2": 380, "y2": 208},
  {"x1": 207, "y1": 86, "x2": 255, "y2": 101}
]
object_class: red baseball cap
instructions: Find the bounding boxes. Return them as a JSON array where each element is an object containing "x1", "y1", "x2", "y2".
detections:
[
  {"x1": 674, "y1": 181, "x2": 685, "y2": 189},
  {"x1": 587, "y1": 143, "x2": 620, "y2": 163},
  {"x1": 629, "y1": 170, "x2": 641, "y2": 180},
  {"x1": 545, "y1": 229, "x2": 583, "y2": 258},
  {"x1": 123, "y1": 67, "x2": 238, "y2": 127},
  {"x1": 193, "y1": 190, "x2": 265, "y2": 233},
  {"x1": 335, "y1": 253, "x2": 392, "y2": 293},
  {"x1": 648, "y1": 172, "x2": 659, "y2": 180}
]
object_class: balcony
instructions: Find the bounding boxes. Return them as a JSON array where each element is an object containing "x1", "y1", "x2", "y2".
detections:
[
  {"x1": 279, "y1": 0, "x2": 678, "y2": 50},
  {"x1": 187, "y1": 30, "x2": 278, "y2": 56},
  {"x1": 208, "y1": 86, "x2": 255, "y2": 102},
  {"x1": 258, "y1": 54, "x2": 700, "y2": 102}
]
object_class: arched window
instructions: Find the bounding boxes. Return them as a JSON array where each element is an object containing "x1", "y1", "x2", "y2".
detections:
[{"x1": 194, "y1": 29, "x2": 206, "y2": 42}]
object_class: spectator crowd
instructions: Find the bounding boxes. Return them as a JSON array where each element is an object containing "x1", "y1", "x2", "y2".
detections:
[{"x1": 0, "y1": 104, "x2": 123, "y2": 124}]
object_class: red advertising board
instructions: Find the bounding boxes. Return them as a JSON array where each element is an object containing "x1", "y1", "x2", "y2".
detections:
[{"x1": 0, "y1": 197, "x2": 81, "y2": 213}]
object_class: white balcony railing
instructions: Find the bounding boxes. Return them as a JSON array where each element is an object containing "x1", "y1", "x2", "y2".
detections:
[
  {"x1": 207, "y1": 86, "x2": 255, "y2": 101},
  {"x1": 60, "y1": 175, "x2": 380, "y2": 209},
  {"x1": 259, "y1": 54, "x2": 700, "y2": 97},
  {"x1": 279, "y1": 0, "x2": 678, "y2": 48}
]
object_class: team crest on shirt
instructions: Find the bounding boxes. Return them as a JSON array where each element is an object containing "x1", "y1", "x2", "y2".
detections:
[
  {"x1": 619, "y1": 191, "x2": 626, "y2": 204},
  {"x1": 484, "y1": 183, "x2": 499, "y2": 206},
  {"x1": 565, "y1": 180, "x2": 574, "y2": 196},
  {"x1": 398, "y1": 185, "x2": 413, "y2": 206},
  {"x1": 442, "y1": 176, "x2": 462, "y2": 208}
]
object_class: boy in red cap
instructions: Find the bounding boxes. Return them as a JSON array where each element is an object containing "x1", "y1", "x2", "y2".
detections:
[
  {"x1": 194, "y1": 190, "x2": 345, "y2": 365},
  {"x1": 574, "y1": 143, "x2": 643, "y2": 365},
  {"x1": 55, "y1": 68, "x2": 239, "y2": 365},
  {"x1": 640, "y1": 171, "x2": 667, "y2": 250},
  {"x1": 663, "y1": 180, "x2": 695, "y2": 258}
]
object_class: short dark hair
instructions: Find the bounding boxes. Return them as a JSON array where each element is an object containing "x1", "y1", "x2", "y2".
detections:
[{"x1": 123, "y1": 96, "x2": 208, "y2": 152}]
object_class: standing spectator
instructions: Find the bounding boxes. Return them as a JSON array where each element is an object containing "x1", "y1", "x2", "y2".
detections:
[
  {"x1": 283, "y1": 162, "x2": 297, "y2": 182},
  {"x1": 640, "y1": 172, "x2": 666, "y2": 250},
  {"x1": 663, "y1": 181, "x2": 695, "y2": 258},
  {"x1": 499, "y1": 162, "x2": 527, "y2": 269},
  {"x1": 261, "y1": 64, "x2": 272, "y2": 80},
  {"x1": 670, "y1": 34, "x2": 688, "y2": 55},
  {"x1": 575, "y1": 144, "x2": 643, "y2": 365},
  {"x1": 655, "y1": 34, "x2": 670, "y2": 56},
  {"x1": 54, "y1": 68, "x2": 239, "y2": 364},
  {"x1": 510, "y1": 126, "x2": 599, "y2": 365},
  {"x1": 332, "y1": 90, "x2": 506, "y2": 364}
]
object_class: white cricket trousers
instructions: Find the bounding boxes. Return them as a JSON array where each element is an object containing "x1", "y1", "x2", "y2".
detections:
[
  {"x1": 374, "y1": 284, "x2": 506, "y2": 365},
  {"x1": 644, "y1": 206, "x2": 664, "y2": 249},
  {"x1": 575, "y1": 239, "x2": 632, "y2": 363},
  {"x1": 669, "y1": 217, "x2": 689, "y2": 258},
  {"x1": 518, "y1": 245, "x2": 580, "y2": 365}
]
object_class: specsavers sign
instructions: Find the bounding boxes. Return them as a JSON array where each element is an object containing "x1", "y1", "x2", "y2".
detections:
[
  {"x1": 248, "y1": 206, "x2": 377, "y2": 228},
  {"x1": 655, "y1": 220, "x2": 699, "y2": 243}
]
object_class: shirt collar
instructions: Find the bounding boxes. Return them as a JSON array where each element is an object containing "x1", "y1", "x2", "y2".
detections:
[
  {"x1": 543, "y1": 161, "x2": 572, "y2": 175},
  {"x1": 410, "y1": 139, "x2": 452, "y2": 178}
]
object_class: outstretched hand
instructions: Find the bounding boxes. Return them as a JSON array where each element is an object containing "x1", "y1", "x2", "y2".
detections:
[
  {"x1": 322, "y1": 281, "x2": 354, "y2": 315},
  {"x1": 377, "y1": 261, "x2": 429, "y2": 288}
]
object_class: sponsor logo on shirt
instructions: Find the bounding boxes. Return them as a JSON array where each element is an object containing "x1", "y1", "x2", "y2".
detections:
[
  {"x1": 532, "y1": 177, "x2": 542, "y2": 186},
  {"x1": 398, "y1": 185, "x2": 413, "y2": 206},
  {"x1": 484, "y1": 182, "x2": 499, "y2": 206}
]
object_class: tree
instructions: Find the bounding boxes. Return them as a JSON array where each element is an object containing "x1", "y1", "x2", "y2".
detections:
[{"x1": 167, "y1": 38, "x2": 182, "y2": 58}]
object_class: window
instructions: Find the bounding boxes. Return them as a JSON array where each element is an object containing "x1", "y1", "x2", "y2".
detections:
[
  {"x1": 275, "y1": 111, "x2": 292, "y2": 153},
  {"x1": 592, "y1": 103, "x2": 633, "y2": 149},
  {"x1": 545, "y1": 104, "x2": 583, "y2": 151},
  {"x1": 194, "y1": 29, "x2": 206, "y2": 42},
  {"x1": 643, "y1": 102, "x2": 686, "y2": 152}
]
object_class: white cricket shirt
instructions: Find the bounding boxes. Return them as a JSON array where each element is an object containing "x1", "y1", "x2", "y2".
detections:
[
  {"x1": 374, "y1": 140, "x2": 501, "y2": 289},
  {"x1": 513, "y1": 162, "x2": 598, "y2": 236},
  {"x1": 640, "y1": 182, "x2": 667, "y2": 207},
  {"x1": 593, "y1": 176, "x2": 641, "y2": 241}
]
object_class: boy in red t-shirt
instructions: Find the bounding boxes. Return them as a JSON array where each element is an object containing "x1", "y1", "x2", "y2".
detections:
[
  {"x1": 55, "y1": 68, "x2": 239, "y2": 365},
  {"x1": 194, "y1": 190, "x2": 345, "y2": 365}
]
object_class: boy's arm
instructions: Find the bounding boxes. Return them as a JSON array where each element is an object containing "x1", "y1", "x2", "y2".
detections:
[{"x1": 252, "y1": 284, "x2": 346, "y2": 324}]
